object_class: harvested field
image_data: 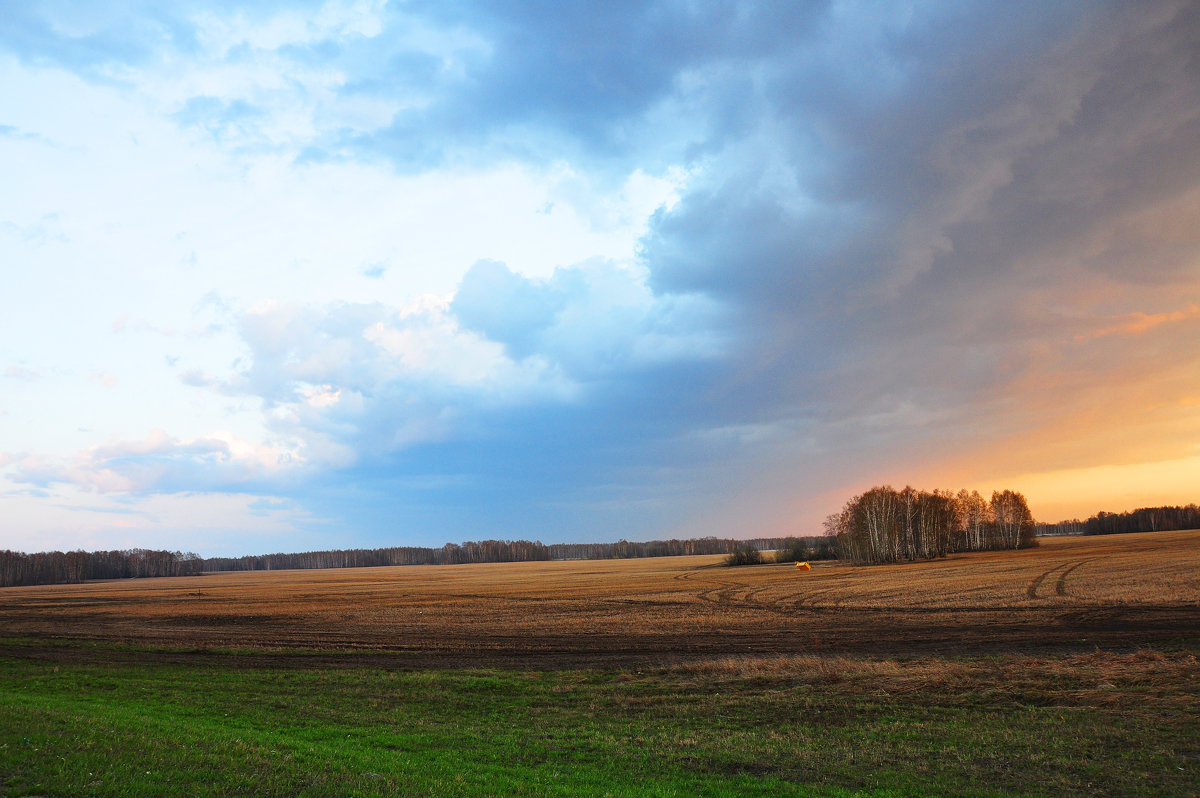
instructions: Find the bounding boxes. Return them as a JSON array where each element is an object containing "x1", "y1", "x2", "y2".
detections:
[{"x1": 2, "y1": 530, "x2": 1198, "y2": 668}]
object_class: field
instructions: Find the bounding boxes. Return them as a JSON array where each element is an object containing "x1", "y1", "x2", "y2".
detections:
[
  {"x1": 2, "y1": 531, "x2": 1199, "y2": 796},
  {"x1": 3, "y1": 531, "x2": 1198, "y2": 666}
]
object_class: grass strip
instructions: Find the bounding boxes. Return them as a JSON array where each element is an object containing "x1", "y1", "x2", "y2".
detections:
[{"x1": 1, "y1": 650, "x2": 1197, "y2": 797}]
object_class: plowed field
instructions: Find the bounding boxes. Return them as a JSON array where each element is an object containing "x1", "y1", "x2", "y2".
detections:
[{"x1": 3, "y1": 530, "x2": 1198, "y2": 668}]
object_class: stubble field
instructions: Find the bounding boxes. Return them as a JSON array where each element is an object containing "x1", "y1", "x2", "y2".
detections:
[
  {"x1": 2, "y1": 531, "x2": 1198, "y2": 796},
  {"x1": 2, "y1": 531, "x2": 1198, "y2": 667}
]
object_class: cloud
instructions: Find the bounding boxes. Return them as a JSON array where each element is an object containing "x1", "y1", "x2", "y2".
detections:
[
  {"x1": 10, "y1": 429, "x2": 299, "y2": 494},
  {"x1": 172, "y1": 95, "x2": 265, "y2": 143},
  {"x1": 0, "y1": 213, "x2": 70, "y2": 246},
  {"x1": 1076, "y1": 303, "x2": 1200, "y2": 342},
  {"x1": 647, "y1": 3, "x2": 1200, "y2": 400},
  {"x1": 457, "y1": 258, "x2": 728, "y2": 377},
  {"x1": 451, "y1": 260, "x2": 569, "y2": 361},
  {"x1": 0, "y1": 123, "x2": 50, "y2": 144},
  {"x1": 618, "y1": 0, "x2": 1200, "y2": 529},
  {"x1": 4, "y1": 365, "x2": 39, "y2": 380},
  {"x1": 190, "y1": 0, "x2": 386, "y2": 56},
  {"x1": 179, "y1": 369, "x2": 219, "y2": 388},
  {"x1": 224, "y1": 260, "x2": 727, "y2": 470},
  {"x1": 11, "y1": 255, "x2": 733, "y2": 544},
  {"x1": 0, "y1": 477, "x2": 317, "y2": 556},
  {"x1": 87, "y1": 371, "x2": 118, "y2": 389},
  {"x1": 4, "y1": 1, "x2": 1200, "y2": 547},
  {"x1": 0, "y1": 3, "x2": 831, "y2": 173}
]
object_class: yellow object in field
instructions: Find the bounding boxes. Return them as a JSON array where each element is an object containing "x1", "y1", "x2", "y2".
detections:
[{"x1": 795, "y1": 561, "x2": 811, "y2": 570}]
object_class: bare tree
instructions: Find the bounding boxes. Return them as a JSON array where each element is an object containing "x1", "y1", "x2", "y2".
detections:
[{"x1": 990, "y1": 490, "x2": 1036, "y2": 549}]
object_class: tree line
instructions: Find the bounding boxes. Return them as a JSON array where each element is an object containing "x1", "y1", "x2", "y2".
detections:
[
  {"x1": 1036, "y1": 503, "x2": 1200, "y2": 537},
  {"x1": 202, "y1": 541, "x2": 550, "y2": 572},
  {"x1": 1, "y1": 535, "x2": 823, "y2": 587},
  {"x1": 0, "y1": 548, "x2": 203, "y2": 588},
  {"x1": 202, "y1": 536, "x2": 817, "y2": 571},
  {"x1": 19, "y1": 499, "x2": 1194, "y2": 587},
  {"x1": 825, "y1": 486, "x2": 1036, "y2": 565}
]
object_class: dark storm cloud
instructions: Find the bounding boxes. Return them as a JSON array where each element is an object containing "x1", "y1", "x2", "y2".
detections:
[{"x1": 642, "y1": 1, "x2": 1200, "y2": 429}]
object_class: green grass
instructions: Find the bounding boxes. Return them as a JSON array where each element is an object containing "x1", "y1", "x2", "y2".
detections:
[{"x1": 1, "y1": 648, "x2": 1197, "y2": 797}]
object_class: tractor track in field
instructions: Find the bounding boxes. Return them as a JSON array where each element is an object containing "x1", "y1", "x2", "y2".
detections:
[
  {"x1": 694, "y1": 578, "x2": 811, "y2": 616},
  {"x1": 770, "y1": 571, "x2": 858, "y2": 612},
  {"x1": 682, "y1": 568, "x2": 915, "y2": 616},
  {"x1": 773, "y1": 586, "x2": 841, "y2": 611},
  {"x1": 1055, "y1": 559, "x2": 1093, "y2": 597},
  {"x1": 1026, "y1": 559, "x2": 1098, "y2": 600}
]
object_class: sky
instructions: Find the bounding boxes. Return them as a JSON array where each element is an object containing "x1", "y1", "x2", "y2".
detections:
[{"x1": 2, "y1": 1, "x2": 1199, "y2": 557}]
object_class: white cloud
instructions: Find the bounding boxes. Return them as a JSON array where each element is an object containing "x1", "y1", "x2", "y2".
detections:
[
  {"x1": 9, "y1": 429, "x2": 301, "y2": 494},
  {"x1": 3, "y1": 365, "x2": 39, "y2": 380},
  {"x1": 191, "y1": 1, "x2": 387, "y2": 57},
  {"x1": 0, "y1": 474, "x2": 315, "y2": 556}
]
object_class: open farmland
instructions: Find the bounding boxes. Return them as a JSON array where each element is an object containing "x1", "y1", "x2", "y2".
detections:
[
  {"x1": 3, "y1": 532, "x2": 1199, "y2": 796},
  {"x1": 2, "y1": 531, "x2": 1199, "y2": 667}
]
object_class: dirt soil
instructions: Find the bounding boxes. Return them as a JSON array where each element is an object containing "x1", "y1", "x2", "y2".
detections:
[{"x1": 2, "y1": 531, "x2": 1198, "y2": 669}]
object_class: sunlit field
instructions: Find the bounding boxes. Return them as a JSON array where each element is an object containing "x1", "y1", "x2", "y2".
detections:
[
  {"x1": 3, "y1": 531, "x2": 1198, "y2": 665},
  {"x1": 3, "y1": 531, "x2": 1199, "y2": 796}
]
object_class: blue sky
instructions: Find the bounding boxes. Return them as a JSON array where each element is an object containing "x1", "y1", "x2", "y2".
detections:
[{"x1": 3, "y1": 1, "x2": 1199, "y2": 556}]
